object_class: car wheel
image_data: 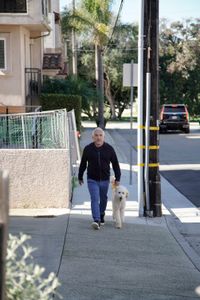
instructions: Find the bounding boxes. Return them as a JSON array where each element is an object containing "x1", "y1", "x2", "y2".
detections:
[
  {"x1": 159, "y1": 128, "x2": 166, "y2": 134},
  {"x1": 184, "y1": 128, "x2": 190, "y2": 134},
  {"x1": 159, "y1": 128, "x2": 163, "y2": 134}
]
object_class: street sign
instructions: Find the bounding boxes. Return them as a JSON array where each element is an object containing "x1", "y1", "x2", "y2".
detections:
[{"x1": 123, "y1": 63, "x2": 138, "y2": 87}]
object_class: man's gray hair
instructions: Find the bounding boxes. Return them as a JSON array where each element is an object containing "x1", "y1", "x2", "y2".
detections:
[{"x1": 92, "y1": 127, "x2": 105, "y2": 137}]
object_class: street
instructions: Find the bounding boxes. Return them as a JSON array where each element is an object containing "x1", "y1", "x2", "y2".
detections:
[
  {"x1": 160, "y1": 124, "x2": 200, "y2": 208},
  {"x1": 106, "y1": 123, "x2": 200, "y2": 208}
]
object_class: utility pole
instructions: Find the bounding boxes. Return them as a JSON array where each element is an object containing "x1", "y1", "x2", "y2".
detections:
[
  {"x1": 145, "y1": 0, "x2": 162, "y2": 217},
  {"x1": 142, "y1": 0, "x2": 148, "y2": 215},
  {"x1": 129, "y1": 60, "x2": 134, "y2": 185},
  {"x1": 137, "y1": 0, "x2": 145, "y2": 216}
]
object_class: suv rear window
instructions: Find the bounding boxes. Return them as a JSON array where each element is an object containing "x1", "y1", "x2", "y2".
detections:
[{"x1": 164, "y1": 106, "x2": 186, "y2": 113}]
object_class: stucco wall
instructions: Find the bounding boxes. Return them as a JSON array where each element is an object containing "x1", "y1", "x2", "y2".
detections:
[
  {"x1": 0, "y1": 149, "x2": 71, "y2": 209},
  {"x1": 0, "y1": 26, "x2": 29, "y2": 106}
]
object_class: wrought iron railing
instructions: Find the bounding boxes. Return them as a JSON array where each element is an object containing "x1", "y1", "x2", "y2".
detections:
[{"x1": 25, "y1": 68, "x2": 41, "y2": 106}]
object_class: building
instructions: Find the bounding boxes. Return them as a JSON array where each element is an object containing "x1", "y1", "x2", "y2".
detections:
[{"x1": 0, "y1": 0, "x2": 65, "y2": 110}]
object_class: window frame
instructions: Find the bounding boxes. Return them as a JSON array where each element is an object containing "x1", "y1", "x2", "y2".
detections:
[
  {"x1": 0, "y1": 0, "x2": 27, "y2": 14},
  {"x1": 0, "y1": 38, "x2": 6, "y2": 71}
]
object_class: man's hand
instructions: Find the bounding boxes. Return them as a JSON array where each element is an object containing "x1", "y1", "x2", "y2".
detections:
[{"x1": 79, "y1": 179, "x2": 84, "y2": 185}]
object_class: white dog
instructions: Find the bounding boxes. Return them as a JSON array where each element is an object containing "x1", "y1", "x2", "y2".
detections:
[{"x1": 112, "y1": 185, "x2": 129, "y2": 229}]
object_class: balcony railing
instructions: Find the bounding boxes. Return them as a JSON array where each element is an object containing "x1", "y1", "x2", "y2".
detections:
[
  {"x1": 25, "y1": 68, "x2": 41, "y2": 106},
  {"x1": 0, "y1": 0, "x2": 27, "y2": 13}
]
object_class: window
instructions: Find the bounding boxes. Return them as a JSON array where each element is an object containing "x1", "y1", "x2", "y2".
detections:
[
  {"x1": 48, "y1": 0, "x2": 51, "y2": 13},
  {"x1": 164, "y1": 105, "x2": 186, "y2": 113},
  {"x1": 0, "y1": 0, "x2": 27, "y2": 13},
  {"x1": 42, "y1": 0, "x2": 48, "y2": 17},
  {"x1": 0, "y1": 39, "x2": 5, "y2": 70},
  {"x1": 0, "y1": 33, "x2": 10, "y2": 73}
]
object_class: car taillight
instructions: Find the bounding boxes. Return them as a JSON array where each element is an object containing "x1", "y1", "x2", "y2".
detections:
[
  {"x1": 185, "y1": 107, "x2": 189, "y2": 121},
  {"x1": 160, "y1": 107, "x2": 164, "y2": 120}
]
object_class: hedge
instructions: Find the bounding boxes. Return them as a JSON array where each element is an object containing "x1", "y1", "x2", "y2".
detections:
[{"x1": 40, "y1": 94, "x2": 82, "y2": 131}]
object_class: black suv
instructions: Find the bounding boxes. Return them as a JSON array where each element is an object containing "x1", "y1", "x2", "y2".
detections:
[{"x1": 159, "y1": 104, "x2": 190, "y2": 133}]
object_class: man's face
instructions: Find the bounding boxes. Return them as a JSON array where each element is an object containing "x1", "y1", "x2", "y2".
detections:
[{"x1": 93, "y1": 130, "x2": 104, "y2": 147}]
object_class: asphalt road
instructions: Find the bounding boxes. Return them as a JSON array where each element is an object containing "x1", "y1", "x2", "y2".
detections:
[
  {"x1": 159, "y1": 124, "x2": 200, "y2": 208},
  {"x1": 106, "y1": 123, "x2": 200, "y2": 208}
]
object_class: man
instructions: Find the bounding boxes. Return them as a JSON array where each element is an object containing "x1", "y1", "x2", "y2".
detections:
[{"x1": 78, "y1": 127, "x2": 121, "y2": 230}]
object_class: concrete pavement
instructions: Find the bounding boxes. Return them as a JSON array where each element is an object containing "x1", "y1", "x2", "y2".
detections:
[{"x1": 9, "y1": 122, "x2": 200, "y2": 299}]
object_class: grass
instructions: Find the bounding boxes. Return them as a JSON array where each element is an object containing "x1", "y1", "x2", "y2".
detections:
[
  {"x1": 81, "y1": 116, "x2": 137, "y2": 122},
  {"x1": 82, "y1": 115, "x2": 200, "y2": 123},
  {"x1": 190, "y1": 116, "x2": 200, "y2": 122}
]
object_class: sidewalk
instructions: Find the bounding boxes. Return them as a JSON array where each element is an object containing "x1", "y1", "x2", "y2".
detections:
[
  {"x1": 55, "y1": 195, "x2": 200, "y2": 299},
  {"x1": 54, "y1": 126, "x2": 200, "y2": 299},
  {"x1": 9, "y1": 124, "x2": 200, "y2": 300}
]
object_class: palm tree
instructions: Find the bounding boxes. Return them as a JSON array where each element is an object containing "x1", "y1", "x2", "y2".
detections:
[{"x1": 62, "y1": 0, "x2": 114, "y2": 128}]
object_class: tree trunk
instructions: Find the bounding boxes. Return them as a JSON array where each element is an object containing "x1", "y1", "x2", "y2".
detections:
[
  {"x1": 104, "y1": 74, "x2": 116, "y2": 119},
  {"x1": 118, "y1": 104, "x2": 126, "y2": 119},
  {"x1": 71, "y1": 0, "x2": 77, "y2": 76},
  {"x1": 95, "y1": 44, "x2": 104, "y2": 128}
]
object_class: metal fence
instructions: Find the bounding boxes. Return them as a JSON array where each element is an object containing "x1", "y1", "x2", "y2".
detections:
[
  {"x1": 0, "y1": 109, "x2": 71, "y2": 150},
  {"x1": 68, "y1": 110, "x2": 81, "y2": 165},
  {"x1": 0, "y1": 107, "x2": 80, "y2": 171}
]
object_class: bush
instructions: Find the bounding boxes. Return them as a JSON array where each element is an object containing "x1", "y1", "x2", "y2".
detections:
[
  {"x1": 41, "y1": 77, "x2": 98, "y2": 120},
  {"x1": 6, "y1": 233, "x2": 62, "y2": 300},
  {"x1": 40, "y1": 93, "x2": 82, "y2": 131}
]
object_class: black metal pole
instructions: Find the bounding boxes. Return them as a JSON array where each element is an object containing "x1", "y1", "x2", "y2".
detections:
[
  {"x1": 142, "y1": 0, "x2": 149, "y2": 215},
  {"x1": 148, "y1": 0, "x2": 162, "y2": 217}
]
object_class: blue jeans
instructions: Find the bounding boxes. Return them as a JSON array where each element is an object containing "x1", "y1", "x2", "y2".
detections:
[{"x1": 87, "y1": 179, "x2": 109, "y2": 221}]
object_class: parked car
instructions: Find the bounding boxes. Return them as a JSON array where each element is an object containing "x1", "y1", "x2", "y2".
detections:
[{"x1": 159, "y1": 104, "x2": 190, "y2": 133}]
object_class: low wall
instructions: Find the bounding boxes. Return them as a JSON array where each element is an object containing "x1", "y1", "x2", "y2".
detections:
[{"x1": 0, "y1": 149, "x2": 71, "y2": 209}]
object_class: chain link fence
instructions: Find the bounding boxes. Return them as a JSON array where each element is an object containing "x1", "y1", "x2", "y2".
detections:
[{"x1": 0, "y1": 109, "x2": 79, "y2": 154}]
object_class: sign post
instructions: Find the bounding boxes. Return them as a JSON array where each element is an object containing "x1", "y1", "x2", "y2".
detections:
[{"x1": 123, "y1": 63, "x2": 138, "y2": 185}]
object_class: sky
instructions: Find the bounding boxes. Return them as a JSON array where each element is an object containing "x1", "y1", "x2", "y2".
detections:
[{"x1": 60, "y1": 0, "x2": 200, "y2": 23}]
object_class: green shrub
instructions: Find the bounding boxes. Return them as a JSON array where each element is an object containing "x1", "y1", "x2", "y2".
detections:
[
  {"x1": 6, "y1": 233, "x2": 62, "y2": 300},
  {"x1": 40, "y1": 93, "x2": 82, "y2": 131},
  {"x1": 41, "y1": 77, "x2": 98, "y2": 120}
]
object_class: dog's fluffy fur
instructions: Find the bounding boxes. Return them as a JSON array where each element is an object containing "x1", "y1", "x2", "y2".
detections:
[{"x1": 112, "y1": 185, "x2": 129, "y2": 229}]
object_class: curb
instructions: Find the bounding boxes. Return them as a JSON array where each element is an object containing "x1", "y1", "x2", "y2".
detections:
[{"x1": 165, "y1": 215, "x2": 200, "y2": 272}]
